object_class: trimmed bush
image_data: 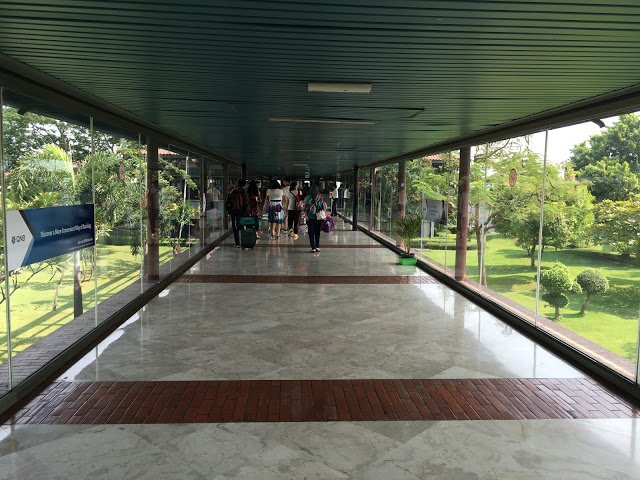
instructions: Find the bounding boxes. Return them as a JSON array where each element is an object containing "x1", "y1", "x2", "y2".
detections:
[
  {"x1": 539, "y1": 262, "x2": 581, "y2": 320},
  {"x1": 576, "y1": 268, "x2": 609, "y2": 315}
]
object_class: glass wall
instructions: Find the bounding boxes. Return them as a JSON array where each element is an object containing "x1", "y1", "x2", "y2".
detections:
[
  {"x1": 0, "y1": 87, "x2": 228, "y2": 395},
  {"x1": 360, "y1": 116, "x2": 640, "y2": 382}
]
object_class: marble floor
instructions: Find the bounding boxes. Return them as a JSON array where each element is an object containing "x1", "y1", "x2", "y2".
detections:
[{"x1": 1, "y1": 221, "x2": 639, "y2": 479}]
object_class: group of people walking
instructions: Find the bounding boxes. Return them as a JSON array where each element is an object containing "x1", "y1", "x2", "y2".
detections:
[{"x1": 226, "y1": 178, "x2": 329, "y2": 252}]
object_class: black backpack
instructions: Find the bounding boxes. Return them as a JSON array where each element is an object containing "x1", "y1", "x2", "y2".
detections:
[{"x1": 225, "y1": 189, "x2": 244, "y2": 214}]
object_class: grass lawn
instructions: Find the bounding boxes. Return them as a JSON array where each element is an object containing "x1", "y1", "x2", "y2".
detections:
[
  {"x1": 0, "y1": 244, "x2": 173, "y2": 363},
  {"x1": 418, "y1": 234, "x2": 640, "y2": 362}
]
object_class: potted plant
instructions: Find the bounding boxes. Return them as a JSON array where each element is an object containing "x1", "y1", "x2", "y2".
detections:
[{"x1": 395, "y1": 213, "x2": 422, "y2": 265}]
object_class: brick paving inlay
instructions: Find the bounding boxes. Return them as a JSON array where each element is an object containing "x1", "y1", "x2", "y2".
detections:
[
  {"x1": 176, "y1": 275, "x2": 438, "y2": 284},
  {"x1": 9, "y1": 378, "x2": 639, "y2": 425}
]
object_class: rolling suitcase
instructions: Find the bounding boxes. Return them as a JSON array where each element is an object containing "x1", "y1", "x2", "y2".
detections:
[{"x1": 238, "y1": 216, "x2": 258, "y2": 249}]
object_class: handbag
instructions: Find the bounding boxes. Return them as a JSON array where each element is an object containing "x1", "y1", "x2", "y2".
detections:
[{"x1": 316, "y1": 209, "x2": 326, "y2": 220}]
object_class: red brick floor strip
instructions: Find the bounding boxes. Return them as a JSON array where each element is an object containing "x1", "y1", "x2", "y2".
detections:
[
  {"x1": 9, "y1": 378, "x2": 640, "y2": 425},
  {"x1": 176, "y1": 275, "x2": 438, "y2": 284}
]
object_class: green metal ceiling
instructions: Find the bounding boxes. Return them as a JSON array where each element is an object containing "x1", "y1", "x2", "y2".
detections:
[{"x1": 2, "y1": 1, "x2": 640, "y2": 177}]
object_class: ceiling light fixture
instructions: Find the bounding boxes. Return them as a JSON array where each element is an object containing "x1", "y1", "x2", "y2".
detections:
[
  {"x1": 267, "y1": 117, "x2": 375, "y2": 125},
  {"x1": 308, "y1": 83, "x2": 372, "y2": 93}
]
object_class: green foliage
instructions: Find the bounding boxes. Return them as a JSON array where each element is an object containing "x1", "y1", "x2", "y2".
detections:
[
  {"x1": 9, "y1": 144, "x2": 74, "y2": 206},
  {"x1": 577, "y1": 159, "x2": 639, "y2": 202},
  {"x1": 576, "y1": 268, "x2": 610, "y2": 315},
  {"x1": 492, "y1": 151, "x2": 594, "y2": 267},
  {"x1": 570, "y1": 114, "x2": 640, "y2": 174},
  {"x1": 576, "y1": 269, "x2": 610, "y2": 295},
  {"x1": 158, "y1": 157, "x2": 199, "y2": 249},
  {"x1": 541, "y1": 292, "x2": 569, "y2": 310},
  {"x1": 592, "y1": 196, "x2": 640, "y2": 259},
  {"x1": 74, "y1": 151, "x2": 143, "y2": 239},
  {"x1": 395, "y1": 213, "x2": 422, "y2": 254},
  {"x1": 539, "y1": 262, "x2": 581, "y2": 320}
]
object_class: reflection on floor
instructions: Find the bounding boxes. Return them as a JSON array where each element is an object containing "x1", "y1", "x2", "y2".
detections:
[{"x1": 1, "y1": 220, "x2": 639, "y2": 479}]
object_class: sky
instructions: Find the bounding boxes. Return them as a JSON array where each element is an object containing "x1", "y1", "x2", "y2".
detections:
[{"x1": 529, "y1": 116, "x2": 619, "y2": 165}]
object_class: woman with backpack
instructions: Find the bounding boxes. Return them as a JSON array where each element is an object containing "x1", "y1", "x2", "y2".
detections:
[
  {"x1": 265, "y1": 179, "x2": 285, "y2": 239},
  {"x1": 304, "y1": 185, "x2": 327, "y2": 253}
]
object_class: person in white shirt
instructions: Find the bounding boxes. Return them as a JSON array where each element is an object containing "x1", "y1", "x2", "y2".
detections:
[
  {"x1": 283, "y1": 181, "x2": 301, "y2": 239},
  {"x1": 265, "y1": 179, "x2": 285, "y2": 239},
  {"x1": 328, "y1": 184, "x2": 338, "y2": 216}
]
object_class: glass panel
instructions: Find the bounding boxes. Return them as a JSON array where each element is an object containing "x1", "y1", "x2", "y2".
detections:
[
  {"x1": 373, "y1": 164, "x2": 398, "y2": 240},
  {"x1": 159, "y1": 146, "x2": 196, "y2": 274},
  {"x1": 357, "y1": 167, "x2": 371, "y2": 228},
  {"x1": 538, "y1": 117, "x2": 639, "y2": 380},
  {"x1": 90, "y1": 125, "x2": 146, "y2": 312},
  {"x1": 341, "y1": 171, "x2": 354, "y2": 222},
  {"x1": 467, "y1": 134, "x2": 545, "y2": 322},
  {"x1": 410, "y1": 153, "x2": 457, "y2": 275},
  {"x1": 0, "y1": 88, "x2": 9, "y2": 394},
  {"x1": 204, "y1": 158, "x2": 225, "y2": 242},
  {"x1": 1, "y1": 91, "x2": 96, "y2": 386}
]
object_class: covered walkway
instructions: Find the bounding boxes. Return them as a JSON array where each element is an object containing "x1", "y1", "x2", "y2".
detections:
[{"x1": 2, "y1": 220, "x2": 639, "y2": 479}]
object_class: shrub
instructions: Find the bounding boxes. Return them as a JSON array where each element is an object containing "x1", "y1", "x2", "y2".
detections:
[
  {"x1": 539, "y1": 262, "x2": 581, "y2": 320},
  {"x1": 576, "y1": 269, "x2": 609, "y2": 315}
]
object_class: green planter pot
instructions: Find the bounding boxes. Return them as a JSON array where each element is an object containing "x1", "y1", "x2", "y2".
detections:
[{"x1": 397, "y1": 254, "x2": 417, "y2": 266}]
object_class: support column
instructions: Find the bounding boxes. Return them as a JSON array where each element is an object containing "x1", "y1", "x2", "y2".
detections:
[
  {"x1": 455, "y1": 146, "x2": 471, "y2": 281},
  {"x1": 352, "y1": 165, "x2": 359, "y2": 230},
  {"x1": 145, "y1": 138, "x2": 160, "y2": 281},
  {"x1": 223, "y1": 163, "x2": 229, "y2": 230},
  {"x1": 396, "y1": 160, "x2": 407, "y2": 247}
]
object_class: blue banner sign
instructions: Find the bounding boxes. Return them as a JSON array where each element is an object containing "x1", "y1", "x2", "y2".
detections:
[{"x1": 6, "y1": 204, "x2": 95, "y2": 272}]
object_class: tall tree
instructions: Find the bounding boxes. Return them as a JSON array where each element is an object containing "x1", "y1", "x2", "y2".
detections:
[
  {"x1": 576, "y1": 158, "x2": 639, "y2": 202},
  {"x1": 570, "y1": 114, "x2": 640, "y2": 174}
]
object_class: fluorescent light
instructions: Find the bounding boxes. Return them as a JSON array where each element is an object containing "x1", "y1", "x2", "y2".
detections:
[
  {"x1": 284, "y1": 148, "x2": 355, "y2": 153},
  {"x1": 308, "y1": 83, "x2": 372, "y2": 93},
  {"x1": 267, "y1": 117, "x2": 375, "y2": 125}
]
